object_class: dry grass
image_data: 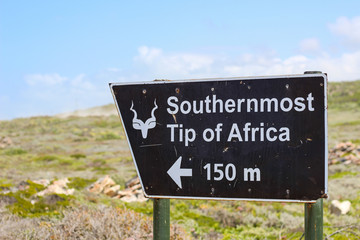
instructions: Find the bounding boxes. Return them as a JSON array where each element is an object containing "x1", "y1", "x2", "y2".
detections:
[{"x1": 0, "y1": 205, "x2": 188, "y2": 240}]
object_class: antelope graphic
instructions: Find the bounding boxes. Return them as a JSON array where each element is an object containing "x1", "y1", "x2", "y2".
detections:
[{"x1": 130, "y1": 99, "x2": 158, "y2": 139}]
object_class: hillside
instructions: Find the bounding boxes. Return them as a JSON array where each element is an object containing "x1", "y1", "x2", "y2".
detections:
[
  {"x1": 328, "y1": 80, "x2": 360, "y2": 147},
  {"x1": 328, "y1": 80, "x2": 360, "y2": 110},
  {"x1": 55, "y1": 104, "x2": 118, "y2": 118},
  {"x1": 0, "y1": 80, "x2": 359, "y2": 239}
]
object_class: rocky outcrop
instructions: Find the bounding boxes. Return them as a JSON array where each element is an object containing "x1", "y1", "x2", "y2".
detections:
[
  {"x1": 36, "y1": 178, "x2": 75, "y2": 196},
  {"x1": 88, "y1": 175, "x2": 116, "y2": 194},
  {"x1": 115, "y1": 176, "x2": 147, "y2": 202},
  {"x1": 88, "y1": 176, "x2": 147, "y2": 202},
  {"x1": 329, "y1": 141, "x2": 360, "y2": 165}
]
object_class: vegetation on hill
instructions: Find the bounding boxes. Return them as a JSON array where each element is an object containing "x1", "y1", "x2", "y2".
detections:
[
  {"x1": 0, "y1": 80, "x2": 359, "y2": 239},
  {"x1": 328, "y1": 80, "x2": 360, "y2": 110},
  {"x1": 328, "y1": 80, "x2": 360, "y2": 147}
]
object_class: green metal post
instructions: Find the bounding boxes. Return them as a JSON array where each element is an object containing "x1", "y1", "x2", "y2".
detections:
[
  {"x1": 153, "y1": 198, "x2": 170, "y2": 240},
  {"x1": 304, "y1": 199, "x2": 323, "y2": 240}
]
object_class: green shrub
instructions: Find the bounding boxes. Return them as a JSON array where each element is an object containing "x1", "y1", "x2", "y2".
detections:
[
  {"x1": 32, "y1": 155, "x2": 59, "y2": 162},
  {"x1": 330, "y1": 171, "x2": 357, "y2": 179},
  {"x1": 96, "y1": 132, "x2": 121, "y2": 140},
  {"x1": 70, "y1": 153, "x2": 86, "y2": 159},
  {"x1": 1, "y1": 180, "x2": 73, "y2": 218},
  {"x1": 4, "y1": 148, "x2": 27, "y2": 156},
  {"x1": 68, "y1": 177, "x2": 96, "y2": 190}
]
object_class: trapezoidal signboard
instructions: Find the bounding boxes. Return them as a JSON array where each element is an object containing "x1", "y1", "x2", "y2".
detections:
[{"x1": 110, "y1": 73, "x2": 328, "y2": 202}]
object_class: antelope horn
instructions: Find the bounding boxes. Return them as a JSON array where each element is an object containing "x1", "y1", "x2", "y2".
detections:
[
  {"x1": 150, "y1": 99, "x2": 158, "y2": 118},
  {"x1": 130, "y1": 101, "x2": 138, "y2": 120}
]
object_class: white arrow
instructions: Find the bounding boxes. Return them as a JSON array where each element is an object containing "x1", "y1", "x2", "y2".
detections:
[{"x1": 167, "y1": 156, "x2": 192, "y2": 189}]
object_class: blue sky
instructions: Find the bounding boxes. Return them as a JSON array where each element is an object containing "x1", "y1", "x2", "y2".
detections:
[{"x1": 1, "y1": 1, "x2": 360, "y2": 120}]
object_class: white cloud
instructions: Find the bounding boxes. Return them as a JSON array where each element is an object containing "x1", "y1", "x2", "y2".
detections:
[
  {"x1": 16, "y1": 14, "x2": 360, "y2": 120},
  {"x1": 314, "y1": 51, "x2": 360, "y2": 81},
  {"x1": 299, "y1": 38, "x2": 321, "y2": 53},
  {"x1": 107, "y1": 68, "x2": 121, "y2": 72},
  {"x1": 25, "y1": 73, "x2": 67, "y2": 86},
  {"x1": 70, "y1": 74, "x2": 95, "y2": 90},
  {"x1": 223, "y1": 54, "x2": 310, "y2": 77},
  {"x1": 134, "y1": 46, "x2": 360, "y2": 81},
  {"x1": 136, "y1": 46, "x2": 162, "y2": 63},
  {"x1": 134, "y1": 46, "x2": 214, "y2": 78},
  {"x1": 19, "y1": 72, "x2": 112, "y2": 118},
  {"x1": 329, "y1": 16, "x2": 360, "y2": 48}
]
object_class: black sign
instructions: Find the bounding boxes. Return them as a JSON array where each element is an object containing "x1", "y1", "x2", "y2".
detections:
[{"x1": 110, "y1": 74, "x2": 328, "y2": 202}]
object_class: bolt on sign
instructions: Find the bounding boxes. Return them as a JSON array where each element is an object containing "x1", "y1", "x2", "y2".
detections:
[{"x1": 110, "y1": 73, "x2": 328, "y2": 202}]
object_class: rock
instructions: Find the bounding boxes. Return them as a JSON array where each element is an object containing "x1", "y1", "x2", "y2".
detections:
[
  {"x1": 330, "y1": 159, "x2": 338, "y2": 165},
  {"x1": 33, "y1": 179, "x2": 50, "y2": 187},
  {"x1": 117, "y1": 189, "x2": 133, "y2": 197},
  {"x1": 53, "y1": 178, "x2": 70, "y2": 188},
  {"x1": 125, "y1": 176, "x2": 140, "y2": 188},
  {"x1": 88, "y1": 175, "x2": 116, "y2": 194},
  {"x1": 17, "y1": 181, "x2": 30, "y2": 191},
  {"x1": 343, "y1": 160, "x2": 352, "y2": 165},
  {"x1": 36, "y1": 178, "x2": 74, "y2": 196},
  {"x1": 104, "y1": 185, "x2": 120, "y2": 197},
  {"x1": 330, "y1": 200, "x2": 351, "y2": 215},
  {"x1": 89, "y1": 176, "x2": 148, "y2": 202},
  {"x1": 329, "y1": 142, "x2": 360, "y2": 165},
  {"x1": 130, "y1": 183, "x2": 142, "y2": 191},
  {"x1": 88, "y1": 184, "x2": 103, "y2": 194},
  {"x1": 120, "y1": 195, "x2": 138, "y2": 203},
  {"x1": 335, "y1": 142, "x2": 346, "y2": 151},
  {"x1": 136, "y1": 193, "x2": 148, "y2": 202},
  {"x1": 345, "y1": 141, "x2": 355, "y2": 150},
  {"x1": 134, "y1": 189, "x2": 143, "y2": 195},
  {"x1": 37, "y1": 184, "x2": 75, "y2": 196},
  {"x1": 345, "y1": 154, "x2": 358, "y2": 163}
]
